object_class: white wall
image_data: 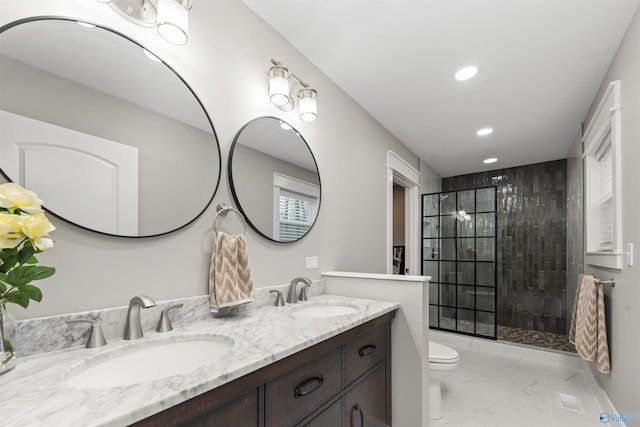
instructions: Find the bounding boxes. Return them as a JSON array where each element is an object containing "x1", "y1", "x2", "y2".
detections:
[
  {"x1": 420, "y1": 158, "x2": 442, "y2": 194},
  {"x1": 1, "y1": 0, "x2": 421, "y2": 319},
  {"x1": 581, "y1": 7, "x2": 640, "y2": 414}
]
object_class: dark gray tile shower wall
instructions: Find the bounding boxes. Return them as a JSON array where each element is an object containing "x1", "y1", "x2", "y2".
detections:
[{"x1": 442, "y1": 159, "x2": 568, "y2": 335}]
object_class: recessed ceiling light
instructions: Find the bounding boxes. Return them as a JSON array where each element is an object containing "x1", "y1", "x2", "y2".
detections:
[
  {"x1": 483, "y1": 158, "x2": 498, "y2": 164},
  {"x1": 455, "y1": 66, "x2": 478, "y2": 81},
  {"x1": 476, "y1": 128, "x2": 493, "y2": 136}
]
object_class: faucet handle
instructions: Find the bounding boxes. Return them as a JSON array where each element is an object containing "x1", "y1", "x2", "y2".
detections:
[
  {"x1": 270, "y1": 290, "x2": 285, "y2": 306},
  {"x1": 67, "y1": 319, "x2": 107, "y2": 348},
  {"x1": 155, "y1": 303, "x2": 184, "y2": 332},
  {"x1": 299, "y1": 283, "x2": 311, "y2": 301}
]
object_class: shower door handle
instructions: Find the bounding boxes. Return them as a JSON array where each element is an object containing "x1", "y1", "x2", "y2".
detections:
[{"x1": 431, "y1": 247, "x2": 439, "y2": 259}]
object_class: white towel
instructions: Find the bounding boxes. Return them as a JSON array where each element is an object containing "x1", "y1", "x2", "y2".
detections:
[
  {"x1": 569, "y1": 274, "x2": 610, "y2": 373},
  {"x1": 209, "y1": 232, "x2": 254, "y2": 313}
]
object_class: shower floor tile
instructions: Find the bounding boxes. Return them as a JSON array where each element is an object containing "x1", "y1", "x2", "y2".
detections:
[{"x1": 497, "y1": 326, "x2": 577, "y2": 353}]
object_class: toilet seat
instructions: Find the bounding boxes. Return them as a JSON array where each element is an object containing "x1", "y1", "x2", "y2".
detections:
[{"x1": 429, "y1": 341, "x2": 460, "y2": 364}]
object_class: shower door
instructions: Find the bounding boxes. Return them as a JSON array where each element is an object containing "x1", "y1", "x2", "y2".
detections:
[{"x1": 422, "y1": 187, "x2": 497, "y2": 339}]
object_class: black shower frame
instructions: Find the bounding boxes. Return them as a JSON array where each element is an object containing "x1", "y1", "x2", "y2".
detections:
[{"x1": 421, "y1": 185, "x2": 498, "y2": 340}]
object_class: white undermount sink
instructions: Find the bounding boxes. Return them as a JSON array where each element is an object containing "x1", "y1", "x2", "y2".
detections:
[
  {"x1": 291, "y1": 302, "x2": 360, "y2": 318},
  {"x1": 65, "y1": 334, "x2": 234, "y2": 389}
]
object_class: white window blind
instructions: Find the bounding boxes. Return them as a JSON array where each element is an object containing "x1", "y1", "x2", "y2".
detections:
[
  {"x1": 273, "y1": 173, "x2": 320, "y2": 242},
  {"x1": 278, "y1": 190, "x2": 317, "y2": 241}
]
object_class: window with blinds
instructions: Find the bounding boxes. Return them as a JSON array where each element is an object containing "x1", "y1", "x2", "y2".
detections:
[
  {"x1": 583, "y1": 80, "x2": 622, "y2": 269},
  {"x1": 278, "y1": 190, "x2": 317, "y2": 241},
  {"x1": 273, "y1": 172, "x2": 320, "y2": 242}
]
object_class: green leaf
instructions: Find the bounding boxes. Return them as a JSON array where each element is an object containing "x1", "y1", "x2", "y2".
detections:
[
  {"x1": 5, "y1": 291, "x2": 29, "y2": 308},
  {"x1": 19, "y1": 284, "x2": 42, "y2": 302},
  {"x1": 19, "y1": 266, "x2": 55, "y2": 284},
  {"x1": 17, "y1": 245, "x2": 36, "y2": 265},
  {"x1": 7, "y1": 267, "x2": 22, "y2": 285},
  {"x1": 26, "y1": 255, "x2": 39, "y2": 265},
  {"x1": 0, "y1": 252, "x2": 17, "y2": 274},
  {"x1": 0, "y1": 281, "x2": 6, "y2": 293}
]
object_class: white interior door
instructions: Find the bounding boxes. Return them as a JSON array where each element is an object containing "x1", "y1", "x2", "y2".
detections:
[{"x1": 0, "y1": 110, "x2": 139, "y2": 234}]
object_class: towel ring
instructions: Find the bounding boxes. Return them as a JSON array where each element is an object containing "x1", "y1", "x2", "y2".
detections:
[{"x1": 213, "y1": 203, "x2": 247, "y2": 235}]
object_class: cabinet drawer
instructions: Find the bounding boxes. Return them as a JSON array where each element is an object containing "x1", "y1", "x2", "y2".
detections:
[
  {"x1": 265, "y1": 347, "x2": 343, "y2": 427},
  {"x1": 344, "y1": 324, "x2": 387, "y2": 385}
]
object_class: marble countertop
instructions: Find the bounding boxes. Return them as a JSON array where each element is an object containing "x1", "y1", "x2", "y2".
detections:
[{"x1": 0, "y1": 294, "x2": 398, "y2": 427}]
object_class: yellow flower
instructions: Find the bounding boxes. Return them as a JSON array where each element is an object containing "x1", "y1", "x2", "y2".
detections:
[
  {"x1": 17, "y1": 214, "x2": 56, "y2": 251},
  {"x1": 0, "y1": 213, "x2": 25, "y2": 249},
  {"x1": 0, "y1": 182, "x2": 44, "y2": 214}
]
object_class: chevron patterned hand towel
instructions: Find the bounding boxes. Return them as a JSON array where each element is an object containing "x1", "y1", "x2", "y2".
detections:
[
  {"x1": 569, "y1": 274, "x2": 611, "y2": 373},
  {"x1": 209, "y1": 232, "x2": 254, "y2": 313}
]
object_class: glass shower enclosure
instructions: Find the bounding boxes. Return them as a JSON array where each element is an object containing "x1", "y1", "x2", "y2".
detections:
[{"x1": 422, "y1": 187, "x2": 497, "y2": 339}]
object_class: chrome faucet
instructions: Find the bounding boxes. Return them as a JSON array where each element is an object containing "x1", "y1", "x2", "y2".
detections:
[
  {"x1": 287, "y1": 277, "x2": 312, "y2": 304},
  {"x1": 123, "y1": 295, "x2": 156, "y2": 340}
]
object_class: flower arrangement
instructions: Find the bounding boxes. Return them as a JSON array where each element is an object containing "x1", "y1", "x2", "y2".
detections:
[{"x1": 0, "y1": 183, "x2": 56, "y2": 308}]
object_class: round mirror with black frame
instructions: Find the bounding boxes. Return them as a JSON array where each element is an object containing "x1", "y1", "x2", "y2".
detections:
[
  {"x1": 0, "y1": 17, "x2": 221, "y2": 237},
  {"x1": 229, "y1": 117, "x2": 321, "y2": 243}
]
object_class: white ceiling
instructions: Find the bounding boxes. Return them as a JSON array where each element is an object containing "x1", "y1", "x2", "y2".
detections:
[{"x1": 243, "y1": 0, "x2": 639, "y2": 177}]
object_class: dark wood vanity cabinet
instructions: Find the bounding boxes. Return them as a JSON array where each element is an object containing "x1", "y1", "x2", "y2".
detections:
[{"x1": 132, "y1": 310, "x2": 395, "y2": 427}]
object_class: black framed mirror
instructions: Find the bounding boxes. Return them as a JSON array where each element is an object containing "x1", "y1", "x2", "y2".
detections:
[
  {"x1": 229, "y1": 117, "x2": 321, "y2": 243},
  {"x1": 0, "y1": 17, "x2": 221, "y2": 237}
]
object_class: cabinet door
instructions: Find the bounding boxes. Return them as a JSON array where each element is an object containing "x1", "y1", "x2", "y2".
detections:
[
  {"x1": 265, "y1": 347, "x2": 343, "y2": 427},
  {"x1": 133, "y1": 389, "x2": 258, "y2": 427},
  {"x1": 344, "y1": 363, "x2": 388, "y2": 427},
  {"x1": 190, "y1": 391, "x2": 259, "y2": 427},
  {"x1": 344, "y1": 324, "x2": 388, "y2": 385},
  {"x1": 301, "y1": 398, "x2": 343, "y2": 427}
]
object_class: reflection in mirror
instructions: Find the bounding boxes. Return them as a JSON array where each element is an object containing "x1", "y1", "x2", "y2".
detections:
[
  {"x1": 229, "y1": 117, "x2": 321, "y2": 243},
  {"x1": 0, "y1": 18, "x2": 221, "y2": 237}
]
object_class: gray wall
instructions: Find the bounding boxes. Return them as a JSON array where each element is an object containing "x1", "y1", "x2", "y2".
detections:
[
  {"x1": 566, "y1": 134, "x2": 583, "y2": 334},
  {"x1": 443, "y1": 159, "x2": 568, "y2": 335},
  {"x1": 1, "y1": 0, "x2": 420, "y2": 320},
  {"x1": 581, "y1": 7, "x2": 640, "y2": 414}
]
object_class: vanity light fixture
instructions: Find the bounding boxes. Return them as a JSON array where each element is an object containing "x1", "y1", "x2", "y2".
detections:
[
  {"x1": 96, "y1": 0, "x2": 191, "y2": 45},
  {"x1": 268, "y1": 59, "x2": 318, "y2": 122}
]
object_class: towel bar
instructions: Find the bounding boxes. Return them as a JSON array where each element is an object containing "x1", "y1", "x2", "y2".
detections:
[
  {"x1": 593, "y1": 274, "x2": 615, "y2": 287},
  {"x1": 213, "y1": 203, "x2": 247, "y2": 235}
]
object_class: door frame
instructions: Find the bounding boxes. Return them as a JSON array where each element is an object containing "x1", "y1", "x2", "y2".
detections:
[{"x1": 386, "y1": 150, "x2": 420, "y2": 275}]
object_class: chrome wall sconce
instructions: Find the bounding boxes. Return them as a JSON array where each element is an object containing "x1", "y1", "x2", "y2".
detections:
[
  {"x1": 96, "y1": 0, "x2": 192, "y2": 45},
  {"x1": 268, "y1": 59, "x2": 318, "y2": 122}
]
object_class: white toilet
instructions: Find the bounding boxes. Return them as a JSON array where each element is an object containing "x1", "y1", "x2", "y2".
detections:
[{"x1": 429, "y1": 341, "x2": 460, "y2": 420}]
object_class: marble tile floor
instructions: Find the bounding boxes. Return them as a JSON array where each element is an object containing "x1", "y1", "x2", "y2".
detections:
[{"x1": 430, "y1": 342, "x2": 604, "y2": 427}]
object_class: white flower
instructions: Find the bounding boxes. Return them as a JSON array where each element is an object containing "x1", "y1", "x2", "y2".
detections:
[
  {"x1": 0, "y1": 183, "x2": 44, "y2": 214},
  {"x1": 18, "y1": 214, "x2": 56, "y2": 251},
  {"x1": 0, "y1": 213, "x2": 24, "y2": 249}
]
